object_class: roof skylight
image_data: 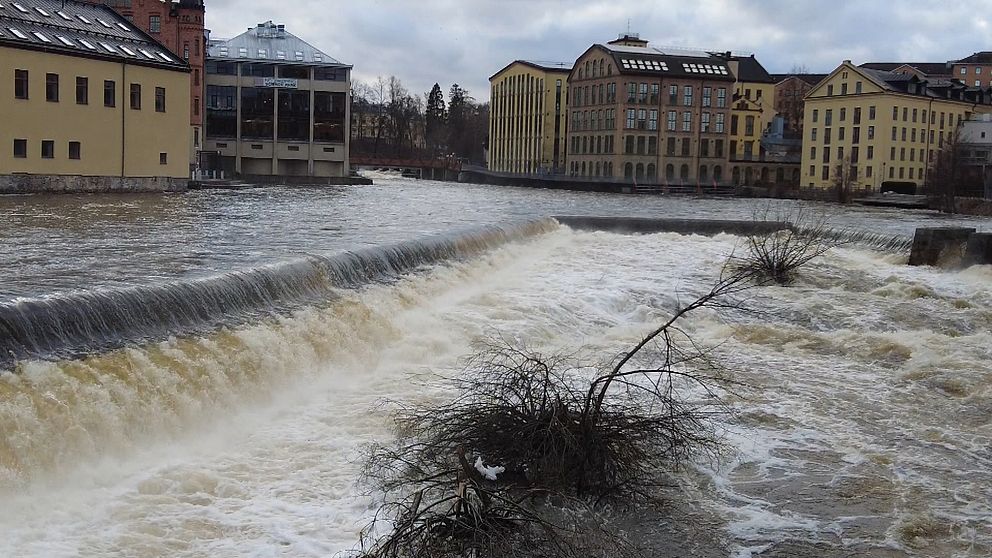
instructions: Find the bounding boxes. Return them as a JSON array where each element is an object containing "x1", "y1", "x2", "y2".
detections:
[
  {"x1": 77, "y1": 15, "x2": 91, "y2": 24},
  {"x1": 119, "y1": 45, "x2": 137, "y2": 56},
  {"x1": 78, "y1": 38, "x2": 96, "y2": 50},
  {"x1": 32, "y1": 31, "x2": 51, "y2": 43},
  {"x1": 12, "y1": 3, "x2": 27, "y2": 13},
  {"x1": 157, "y1": 52, "x2": 174, "y2": 62},
  {"x1": 56, "y1": 10, "x2": 71, "y2": 21},
  {"x1": 97, "y1": 19, "x2": 112, "y2": 29},
  {"x1": 56, "y1": 35, "x2": 74, "y2": 47},
  {"x1": 34, "y1": 7, "x2": 49, "y2": 16},
  {"x1": 117, "y1": 22, "x2": 130, "y2": 32},
  {"x1": 139, "y1": 48, "x2": 156, "y2": 59},
  {"x1": 99, "y1": 42, "x2": 116, "y2": 53},
  {"x1": 9, "y1": 27, "x2": 27, "y2": 39}
]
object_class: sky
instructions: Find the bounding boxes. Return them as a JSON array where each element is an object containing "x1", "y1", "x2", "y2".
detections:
[{"x1": 204, "y1": 0, "x2": 992, "y2": 103}]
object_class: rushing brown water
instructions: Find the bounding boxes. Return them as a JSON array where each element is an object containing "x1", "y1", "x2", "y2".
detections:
[{"x1": 1, "y1": 174, "x2": 990, "y2": 557}]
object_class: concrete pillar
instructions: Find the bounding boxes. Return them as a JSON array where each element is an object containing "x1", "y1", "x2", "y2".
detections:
[
  {"x1": 909, "y1": 227, "x2": 977, "y2": 266},
  {"x1": 964, "y1": 233, "x2": 992, "y2": 267},
  {"x1": 272, "y1": 87, "x2": 279, "y2": 176}
]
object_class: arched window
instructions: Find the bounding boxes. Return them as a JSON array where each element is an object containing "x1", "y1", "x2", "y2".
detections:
[
  {"x1": 595, "y1": 161, "x2": 601, "y2": 176},
  {"x1": 699, "y1": 165, "x2": 708, "y2": 183},
  {"x1": 636, "y1": 163, "x2": 645, "y2": 179},
  {"x1": 624, "y1": 163, "x2": 634, "y2": 178},
  {"x1": 776, "y1": 167, "x2": 785, "y2": 183},
  {"x1": 581, "y1": 161, "x2": 586, "y2": 175},
  {"x1": 680, "y1": 164, "x2": 690, "y2": 182},
  {"x1": 714, "y1": 165, "x2": 723, "y2": 182},
  {"x1": 732, "y1": 166, "x2": 741, "y2": 185},
  {"x1": 647, "y1": 164, "x2": 656, "y2": 180},
  {"x1": 761, "y1": 167, "x2": 770, "y2": 183},
  {"x1": 666, "y1": 164, "x2": 675, "y2": 181},
  {"x1": 745, "y1": 167, "x2": 754, "y2": 185}
]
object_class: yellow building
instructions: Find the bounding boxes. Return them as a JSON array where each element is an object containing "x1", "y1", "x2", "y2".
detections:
[
  {"x1": 488, "y1": 60, "x2": 571, "y2": 174},
  {"x1": 801, "y1": 61, "x2": 992, "y2": 190},
  {"x1": 726, "y1": 55, "x2": 777, "y2": 161},
  {"x1": 0, "y1": 0, "x2": 191, "y2": 191}
]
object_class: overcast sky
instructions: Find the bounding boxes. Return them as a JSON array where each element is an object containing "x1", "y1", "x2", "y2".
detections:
[{"x1": 205, "y1": 0, "x2": 992, "y2": 103}]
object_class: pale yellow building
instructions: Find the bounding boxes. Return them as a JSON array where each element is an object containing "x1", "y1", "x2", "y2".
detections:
[
  {"x1": 726, "y1": 55, "x2": 777, "y2": 161},
  {"x1": 489, "y1": 60, "x2": 571, "y2": 174},
  {"x1": 0, "y1": 0, "x2": 191, "y2": 189},
  {"x1": 801, "y1": 61, "x2": 992, "y2": 190}
]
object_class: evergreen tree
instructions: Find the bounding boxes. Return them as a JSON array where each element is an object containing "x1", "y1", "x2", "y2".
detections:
[{"x1": 425, "y1": 83, "x2": 447, "y2": 154}]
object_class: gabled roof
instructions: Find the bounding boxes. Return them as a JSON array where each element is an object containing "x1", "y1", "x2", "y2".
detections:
[
  {"x1": 207, "y1": 21, "x2": 350, "y2": 68},
  {"x1": 859, "y1": 62, "x2": 951, "y2": 77},
  {"x1": 0, "y1": 0, "x2": 187, "y2": 70},
  {"x1": 811, "y1": 61, "x2": 989, "y2": 105},
  {"x1": 770, "y1": 73, "x2": 828, "y2": 86},
  {"x1": 729, "y1": 55, "x2": 776, "y2": 84},
  {"x1": 489, "y1": 59, "x2": 571, "y2": 81},
  {"x1": 955, "y1": 51, "x2": 992, "y2": 64},
  {"x1": 573, "y1": 43, "x2": 734, "y2": 82}
]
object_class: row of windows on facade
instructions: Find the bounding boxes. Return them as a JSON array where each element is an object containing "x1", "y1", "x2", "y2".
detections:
[
  {"x1": 572, "y1": 83, "x2": 729, "y2": 108},
  {"x1": 146, "y1": 14, "x2": 201, "y2": 60},
  {"x1": 569, "y1": 159, "x2": 727, "y2": 183},
  {"x1": 491, "y1": 75, "x2": 560, "y2": 98},
  {"x1": 11, "y1": 138, "x2": 169, "y2": 164},
  {"x1": 576, "y1": 58, "x2": 612, "y2": 80},
  {"x1": 570, "y1": 134, "x2": 727, "y2": 158},
  {"x1": 571, "y1": 109, "x2": 728, "y2": 133},
  {"x1": 811, "y1": 143, "x2": 933, "y2": 166},
  {"x1": 205, "y1": 87, "x2": 347, "y2": 142},
  {"x1": 812, "y1": 105, "x2": 962, "y2": 128},
  {"x1": 13, "y1": 70, "x2": 168, "y2": 111},
  {"x1": 205, "y1": 62, "x2": 345, "y2": 81},
  {"x1": 808, "y1": 124, "x2": 957, "y2": 148},
  {"x1": 823, "y1": 78, "x2": 864, "y2": 97},
  {"x1": 808, "y1": 162, "x2": 925, "y2": 182}
]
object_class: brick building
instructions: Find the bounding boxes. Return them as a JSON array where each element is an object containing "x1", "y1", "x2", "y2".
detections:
[{"x1": 567, "y1": 34, "x2": 734, "y2": 185}]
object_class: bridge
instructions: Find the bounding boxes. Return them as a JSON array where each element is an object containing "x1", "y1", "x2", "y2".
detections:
[{"x1": 350, "y1": 155, "x2": 462, "y2": 180}]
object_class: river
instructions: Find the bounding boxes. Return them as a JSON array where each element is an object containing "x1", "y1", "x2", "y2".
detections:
[{"x1": 1, "y1": 175, "x2": 990, "y2": 557}]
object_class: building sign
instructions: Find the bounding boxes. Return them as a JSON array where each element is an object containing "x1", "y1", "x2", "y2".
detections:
[{"x1": 257, "y1": 78, "x2": 298, "y2": 89}]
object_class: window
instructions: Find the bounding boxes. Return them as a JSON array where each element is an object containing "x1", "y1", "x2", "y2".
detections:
[
  {"x1": 893, "y1": 106, "x2": 899, "y2": 120},
  {"x1": 155, "y1": 87, "x2": 166, "y2": 112},
  {"x1": 194, "y1": 69, "x2": 200, "y2": 86},
  {"x1": 812, "y1": 109, "x2": 819, "y2": 123},
  {"x1": 75, "y1": 77, "x2": 88, "y2": 104},
  {"x1": 840, "y1": 108, "x2": 846, "y2": 122},
  {"x1": 184, "y1": 44, "x2": 190, "y2": 60},
  {"x1": 683, "y1": 85, "x2": 693, "y2": 106},
  {"x1": 637, "y1": 109, "x2": 646, "y2": 129},
  {"x1": 14, "y1": 69, "x2": 28, "y2": 99},
  {"x1": 667, "y1": 111, "x2": 676, "y2": 131},
  {"x1": 715, "y1": 113, "x2": 725, "y2": 133},
  {"x1": 825, "y1": 109, "x2": 833, "y2": 126},
  {"x1": 648, "y1": 109, "x2": 658, "y2": 131},
  {"x1": 717, "y1": 88, "x2": 727, "y2": 108},
  {"x1": 855, "y1": 81, "x2": 863, "y2": 94},
  {"x1": 68, "y1": 141, "x2": 81, "y2": 160},
  {"x1": 626, "y1": 109, "x2": 635, "y2": 129},
  {"x1": 13, "y1": 139, "x2": 27, "y2": 158},
  {"x1": 104, "y1": 80, "x2": 116, "y2": 107},
  {"x1": 841, "y1": 83, "x2": 848, "y2": 95},
  {"x1": 827, "y1": 84, "x2": 834, "y2": 96},
  {"x1": 745, "y1": 115, "x2": 755, "y2": 136},
  {"x1": 130, "y1": 83, "x2": 141, "y2": 109},
  {"x1": 869, "y1": 106, "x2": 876, "y2": 120},
  {"x1": 638, "y1": 82, "x2": 648, "y2": 103},
  {"x1": 41, "y1": 140, "x2": 54, "y2": 159},
  {"x1": 868, "y1": 125, "x2": 875, "y2": 140},
  {"x1": 961, "y1": 67, "x2": 967, "y2": 75},
  {"x1": 702, "y1": 112, "x2": 711, "y2": 133},
  {"x1": 160, "y1": 152, "x2": 168, "y2": 165},
  {"x1": 702, "y1": 86, "x2": 711, "y2": 107},
  {"x1": 715, "y1": 139, "x2": 724, "y2": 157},
  {"x1": 46, "y1": 73, "x2": 59, "y2": 102},
  {"x1": 669, "y1": 84, "x2": 678, "y2": 105},
  {"x1": 682, "y1": 111, "x2": 692, "y2": 132},
  {"x1": 149, "y1": 15, "x2": 160, "y2": 33}
]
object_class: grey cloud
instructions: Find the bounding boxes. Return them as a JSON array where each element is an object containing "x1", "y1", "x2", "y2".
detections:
[{"x1": 205, "y1": 0, "x2": 992, "y2": 101}]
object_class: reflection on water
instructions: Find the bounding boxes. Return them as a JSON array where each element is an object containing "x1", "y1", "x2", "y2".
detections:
[{"x1": 2, "y1": 177, "x2": 991, "y2": 300}]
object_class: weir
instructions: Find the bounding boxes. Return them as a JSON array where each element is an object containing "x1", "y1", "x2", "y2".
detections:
[{"x1": 0, "y1": 218, "x2": 557, "y2": 370}]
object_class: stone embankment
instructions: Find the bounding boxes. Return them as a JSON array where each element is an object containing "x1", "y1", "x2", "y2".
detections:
[{"x1": 0, "y1": 175, "x2": 186, "y2": 194}]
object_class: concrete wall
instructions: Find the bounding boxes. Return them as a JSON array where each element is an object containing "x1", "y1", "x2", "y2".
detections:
[{"x1": 0, "y1": 174, "x2": 186, "y2": 194}]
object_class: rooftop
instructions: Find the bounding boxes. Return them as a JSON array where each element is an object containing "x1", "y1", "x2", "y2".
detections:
[
  {"x1": 859, "y1": 62, "x2": 952, "y2": 77},
  {"x1": 956, "y1": 51, "x2": 992, "y2": 65},
  {"x1": 207, "y1": 21, "x2": 350, "y2": 67},
  {"x1": 0, "y1": 0, "x2": 187, "y2": 70},
  {"x1": 728, "y1": 55, "x2": 776, "y2": 83},
  {"x1": 595, "y1": 42, "x2": 733, "y2": 80}
]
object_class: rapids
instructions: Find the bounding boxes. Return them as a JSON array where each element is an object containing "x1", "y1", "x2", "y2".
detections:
[{"x1": 1, "y1": 176, "x2": 990, "y2": 557}]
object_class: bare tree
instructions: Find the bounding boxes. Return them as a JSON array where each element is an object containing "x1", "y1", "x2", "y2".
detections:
[
  {"x1": 927, "y1": 128, "x2": 972, "y2": 213},
  {"x1": 830, "y1": 155, "x2": 858, "y2": 203}
]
